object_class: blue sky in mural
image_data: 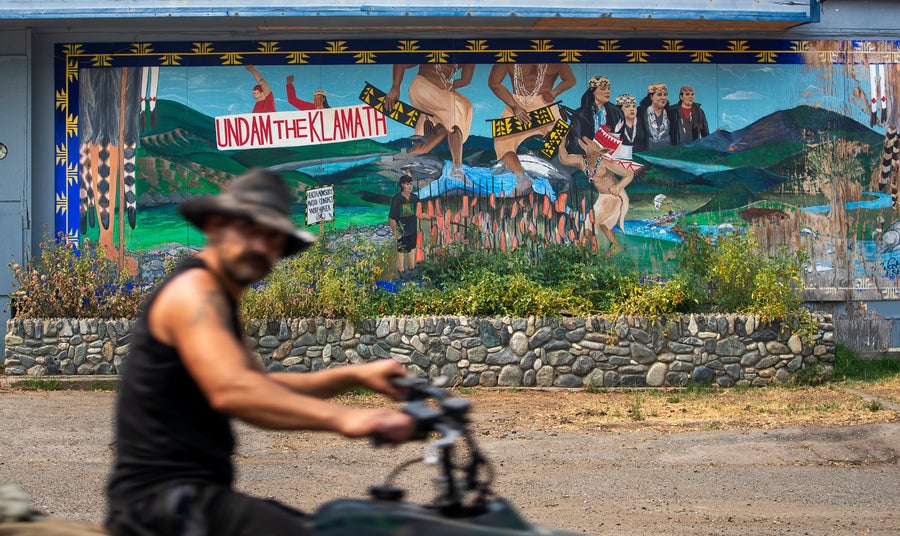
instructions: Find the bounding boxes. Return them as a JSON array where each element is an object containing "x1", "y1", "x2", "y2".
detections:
[{"x1": 155, "y1": 62, "x2": 882, "y2": 142}]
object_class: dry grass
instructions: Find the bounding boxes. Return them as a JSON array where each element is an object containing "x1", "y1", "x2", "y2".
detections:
[
  {"x1": 339, "y1": 380, "x2": 900, "y2": 435},
  {"x1": 851, "y1": 375, "x2": 900, "y2": 407}
]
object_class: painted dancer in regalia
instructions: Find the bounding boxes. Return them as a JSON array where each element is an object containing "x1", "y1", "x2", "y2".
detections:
[
  {"x1": 384, "y1": 63, "x2": 475, "y2": 180},
  {"x1": 488, "y1": 63, "x2": 576, "y2": 194}
]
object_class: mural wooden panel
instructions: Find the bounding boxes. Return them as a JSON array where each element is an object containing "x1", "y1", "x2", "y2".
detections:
[{"x1": 53, "y1": 38, "x2": 900, "y2": 296}]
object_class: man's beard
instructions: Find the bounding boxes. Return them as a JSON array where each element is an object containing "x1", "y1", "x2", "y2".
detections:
[{"x1": 222, "y1": 253, "x2": 273, "y2": 286}]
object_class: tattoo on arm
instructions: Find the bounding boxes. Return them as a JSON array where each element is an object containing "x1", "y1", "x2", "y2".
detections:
[{"x1": 191, "y1": 290, "x2": 232, "y2": 329}]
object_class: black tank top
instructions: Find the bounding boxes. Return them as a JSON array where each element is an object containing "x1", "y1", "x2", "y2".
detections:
[{"x1": 107, "y1": 257, "x2": 240, "y2": 501}]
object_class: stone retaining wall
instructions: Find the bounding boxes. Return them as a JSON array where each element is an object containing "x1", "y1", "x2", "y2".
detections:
[{"x1": 3, "y1": 314, "x2": 834, "y2": 387}]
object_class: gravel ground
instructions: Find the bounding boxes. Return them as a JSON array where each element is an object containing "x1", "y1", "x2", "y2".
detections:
[{"x1": 1, "y1": 389, "x2": 898, "y2": 535}]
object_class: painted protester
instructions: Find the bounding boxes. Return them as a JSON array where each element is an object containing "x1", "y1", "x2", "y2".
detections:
[
  {"x1": 286, "y1": 75, "x2": 330, "y2": 110},
  {"x1": 246, "y1": 65, "x2": 275, "y2": 113}
]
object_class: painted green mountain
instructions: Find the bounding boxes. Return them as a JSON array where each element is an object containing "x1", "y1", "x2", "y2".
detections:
[
  {"x1": 136, "y1": 100, "x2": 884, "y2": 215},
  {"x1": 691, "y1": 182, "x2": 757, "y2": 215},
  {"x1": 136, "y1": 99, "x2": 398, "y2": 201},
  {"x1": 633, "y1": 105, "x2": 884, "y2": 192}
]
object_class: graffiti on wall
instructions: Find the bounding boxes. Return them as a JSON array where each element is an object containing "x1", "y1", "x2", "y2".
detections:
[{"x1": 54, "y1": 38, "x2": 900, "y2": 294}]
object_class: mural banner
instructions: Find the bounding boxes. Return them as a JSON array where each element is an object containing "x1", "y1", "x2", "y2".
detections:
[
  {"x1": 538, "y1": 120, "x2": 570, "y2": 159},
  {"x1": 215, "y1": 105, "x2": 388, "y2": 149},
  {"x1": 487, "y1": 101, "x2": 561, "y2": 138}
]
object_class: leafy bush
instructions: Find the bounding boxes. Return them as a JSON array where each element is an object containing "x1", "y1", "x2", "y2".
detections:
[
  {"x1": 679, "y1": 229, "x2": 807, "y2": 318},
  {"x1": 533, "y1": 243, "x2": 640, "y2": 312},
  {"x1": 373, "y1": 273, "x2": 592, "y2": 317},
  {"x1": 418, "y1": 229, "x2": 532, "y2": 285},
  {"x1": 8, "y1": 231, "x2": 147, "y2": 319},
  {"x1": 611, "y1": 272, "x2": 704, "y2": 317},
  {"x1": 417, "y1": 238, "x2": 638, "y2": 315},
  {"x1": 241, "y1": 226, "x2": 393, "y2": 319},
  {"x1": 10, "y1": 223, "x2": 812, "y2": 323}
]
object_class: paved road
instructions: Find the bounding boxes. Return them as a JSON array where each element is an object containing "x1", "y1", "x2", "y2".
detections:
[{"x1": 1, "y1": 390, "x2": 898, "y2": 535}]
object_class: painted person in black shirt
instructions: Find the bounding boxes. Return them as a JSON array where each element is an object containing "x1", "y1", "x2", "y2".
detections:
[
  {"x1": 388, "y1": 174, "x2": 420, "y2": 279},
  {"x1": 563, "y1": 75, "x2": 624, "y2": 157},
  {"x1": 106, "y1": 168, "x2": 415, "y2": 536},
  {"x1": 669, "y1": 85, "x2": 709, "y2": 145},
  {"x1": 635, "y1": 82, "x2": 673, "y2": 152}
]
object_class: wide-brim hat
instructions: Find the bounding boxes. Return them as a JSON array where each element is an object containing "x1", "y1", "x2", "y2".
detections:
[{"x1": 179, "y1": 168, "x2": 317, "y2": 257}]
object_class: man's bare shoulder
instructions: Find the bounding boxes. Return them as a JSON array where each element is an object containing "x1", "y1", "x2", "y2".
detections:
[
  {"x1": 149, "y1": 267, "x2": 226, "y2": 343},
  {"x1": 157, "y1": 266, "x2": 219, "y2": 303}
]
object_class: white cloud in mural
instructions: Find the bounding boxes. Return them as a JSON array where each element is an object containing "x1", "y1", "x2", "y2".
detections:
[
  {"x1": 723, "y1": 90, "x2": 766, "y2": 101},
  {"x1": 718, "y1": 65, "x2": 776, "y2": 79}
]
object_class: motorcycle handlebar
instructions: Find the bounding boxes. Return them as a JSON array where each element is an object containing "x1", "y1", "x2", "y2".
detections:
[{"x1": 371, "y1": 376, "x2": 471, "y2": 446}]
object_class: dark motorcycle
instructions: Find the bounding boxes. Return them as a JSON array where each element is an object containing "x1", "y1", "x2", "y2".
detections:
[{"x1": 310, "y1": 376, "x2": 584, "y2": 535}]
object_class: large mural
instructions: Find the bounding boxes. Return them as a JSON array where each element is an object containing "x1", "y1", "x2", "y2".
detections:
[{"x1": 54, "y1": 38, "x2": 900, "y2": 296}]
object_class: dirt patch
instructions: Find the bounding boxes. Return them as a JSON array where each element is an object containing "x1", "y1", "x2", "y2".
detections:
[{"x1": 1, "y1": 383, "x2": 899, "y2": 535}]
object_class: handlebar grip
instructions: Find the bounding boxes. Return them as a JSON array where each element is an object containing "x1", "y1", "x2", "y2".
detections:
[
  {"x1": 371, "y1": 376, "x2": 470, "y2": 448},
  {"x1": 391, "y1": 376, "x2": 428, "y2": 389},
  {"x1": 402, "y1": 401, "x2": 443, "y2": 434},
  {"x1": 370, "y1": 399, "x2": 443, "y2": 447},
  {"x1": 390, "y1": 376, "x2": 428, "y2": 401}
]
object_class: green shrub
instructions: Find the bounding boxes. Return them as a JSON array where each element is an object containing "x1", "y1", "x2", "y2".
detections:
[
  {"x1": 418, "y1": 229, "x2": 532, "y2": 285},
  {"x1": 531, "y1": 242, "x2": 593, "y2": 285},
  {"x1": 611, "y1": 272, "x2": 703, "y2": 317},
  {"x1": 241, "y1": 226, "x2": 393, "y2": 319},
  {"x1": 748, "y1": 246, "x2": 806, "y2": 319},
  {"x1": 8, "y1": 231, "x2": 146, "y2": 319},
  {"x1": 707, "y1": 231, "x2": 761, "y2": 312},
  {"x1": 441, "y1": 273, "x2": 592, "y2": 317},
  {"x1": 416, "y1": 237, "x2": 638, "y2": 316},
  {"x1": 675, "y1": 226, "x2": 711, "y2": 274},
  {"x1": 677, "y1": 229, "x2": 807, "y2": 320},
  {"x1": 10, "y1": 222, "x2": 812, "y2": 322},
  {"x1": 533, "y1": 243, "x2": 640, "y2": 312},
  {"x1": 373, "y1": 273, "x2": 592, "y2": 317}
]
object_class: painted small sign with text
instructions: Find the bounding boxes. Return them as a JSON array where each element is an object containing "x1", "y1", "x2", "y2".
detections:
[{"x1": 306, "y1": 185, "x2": 334, "y2": 226}]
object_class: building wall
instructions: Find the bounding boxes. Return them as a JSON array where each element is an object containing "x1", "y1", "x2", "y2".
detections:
[
  {"x1": 2, "y1": 1, "x2": 900, "y2": 353},
  {"x1": 0, "y1": 29, "x2": 31, "y2": 358}
]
